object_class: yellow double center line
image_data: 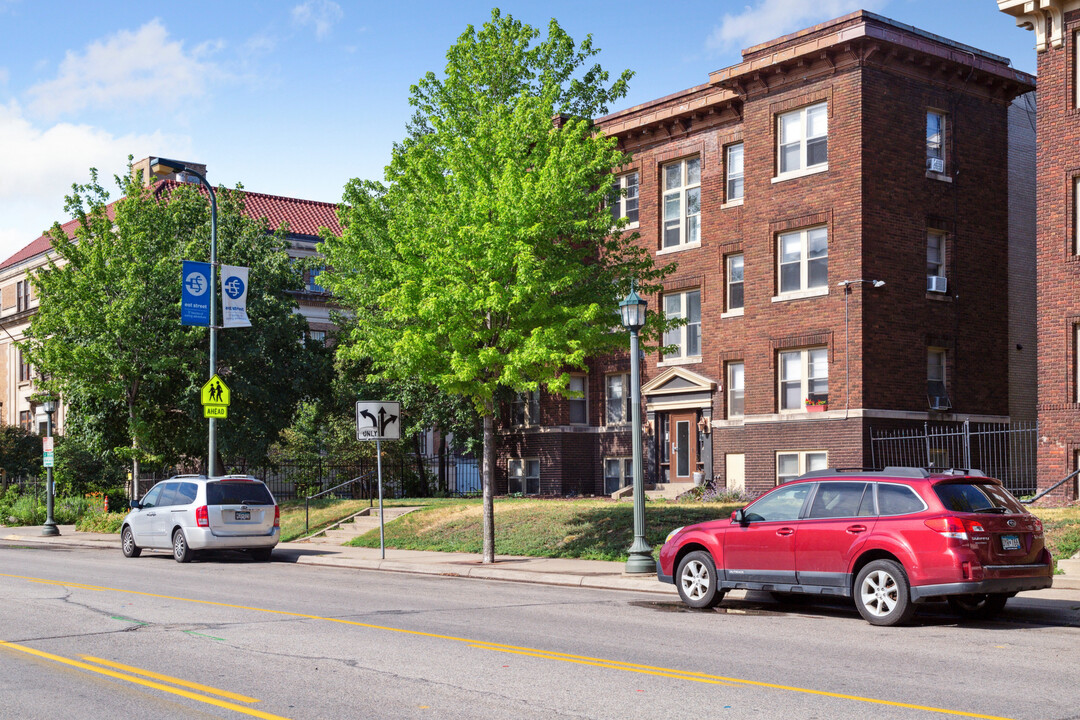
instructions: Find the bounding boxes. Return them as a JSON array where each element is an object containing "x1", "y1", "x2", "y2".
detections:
[{"x1": 2, "y1": 572, "x2": 1017, "y2": 720}]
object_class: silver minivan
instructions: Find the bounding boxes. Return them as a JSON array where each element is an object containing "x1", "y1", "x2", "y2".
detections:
[{"x1": 121, "y1": 475, "x2": 280, "y2": 562}]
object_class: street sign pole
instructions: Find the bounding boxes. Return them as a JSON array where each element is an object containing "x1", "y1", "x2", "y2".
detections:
[{"x1": 376, "y1": 438, "x2": 385, "y2": 559}]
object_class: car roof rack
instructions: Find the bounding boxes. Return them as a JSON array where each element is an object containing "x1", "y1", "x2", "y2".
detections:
[
  {"x1": 798, "y1": 467, "x2": 931, "y2": 480},
  {"x1": 930, "y1": 468, "x2": 987, "y2": 477}
]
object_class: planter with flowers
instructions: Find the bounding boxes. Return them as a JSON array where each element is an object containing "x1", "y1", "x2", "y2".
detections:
[{"x1": 805, "y1": 398, "x2": 828, "y2": 413}]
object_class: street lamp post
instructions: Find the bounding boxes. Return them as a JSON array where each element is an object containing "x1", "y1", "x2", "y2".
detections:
[
  {"x1": 837, "y1": 279, "x2": 885, "y2": 418},
  {"x1": 41, "y1": 398, "x2": 59, "y2": 536},
  {"x1": 150, "y1": 158, "x2": 219, "y2": 476},
  {"x1": 620, "y1": 284, "x2": 653, "y2": 574}
]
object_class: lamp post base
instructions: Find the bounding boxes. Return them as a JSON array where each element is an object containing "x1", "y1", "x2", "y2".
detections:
[
  {"x1": 625, "y1": 550, "x2": 655, "y2": 574},
  {"x1": 41, "y1": 521, "x2": 60, "y2": 537}
]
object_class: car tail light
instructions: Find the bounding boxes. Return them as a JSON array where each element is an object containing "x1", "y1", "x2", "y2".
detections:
[
  {"x1": 196, "y1": 505, "x2": 209, "y2": 527},
  {"x1": 924, "y1": 516, "x2": 982, "y2": 543},
  {"x1": 274, "y1": 506, "x2": 280, "y2": 528}
]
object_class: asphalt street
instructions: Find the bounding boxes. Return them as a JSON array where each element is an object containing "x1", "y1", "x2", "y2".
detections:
[{"x1": 1, "y1": 541, "x2": 1078, "y2": 720}]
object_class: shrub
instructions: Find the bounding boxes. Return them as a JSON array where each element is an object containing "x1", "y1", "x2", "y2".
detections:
[
  {"x1": 75, "y1": 511, "x2": 125, "y2": 533},
  {"x1": 676, "y1": 483, "x2": 753, "y2": 504}
]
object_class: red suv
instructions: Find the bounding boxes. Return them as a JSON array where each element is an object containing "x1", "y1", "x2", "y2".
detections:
[{"x1": 657, "y1": 467, "x2": 1053, "y2": 625}]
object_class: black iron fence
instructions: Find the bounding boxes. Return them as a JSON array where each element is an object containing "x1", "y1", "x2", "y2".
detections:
[{"x1": 870, "y1": 421, "x2": 1038, "y2": 496}]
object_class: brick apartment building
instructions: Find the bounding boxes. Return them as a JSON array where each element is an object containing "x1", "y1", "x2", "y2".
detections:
[
  {"x1": 1000, "y1": 0, "x2": 1080, "y2": 498},
  {"x1": 0, "y1": 158, "x2": 340, "y2": 439},
  {"x1": 497, "y1": 11, "x2": 1035, "y2": 497}
]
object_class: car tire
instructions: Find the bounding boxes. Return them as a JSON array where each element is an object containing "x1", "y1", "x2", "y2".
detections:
[
  {"x1": 173, "y1": 529, "x2": 195, "y2": 563},
  {"x1": 854, "y1": 559, "x2": 916, "y2": 626},
  {"x1": 121, "y1": 526, "x2": 141, "y2": 558},
  {"x1": 947, "y1": 593, "x2": 1009, "y2": 620},
  {"x1": 250, "y1": 548, "x2": 273, "y2": 562},
  {"x1": 676, "y1": 550, "x2": 725, "y2": 609}
]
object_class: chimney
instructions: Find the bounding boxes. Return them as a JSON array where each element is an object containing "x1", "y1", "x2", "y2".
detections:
[{"x1": 132, "y1": 157, "x2": 208, "y2": 187}]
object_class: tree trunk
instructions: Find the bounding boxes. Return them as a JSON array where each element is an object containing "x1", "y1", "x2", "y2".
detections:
[
  {"x1": 482, "y1": 410, "x2": 495, "y2": 563},
  {"x1": 413, "y1": 431, "x2": 426, "y2": 495},
  {"x1": 129, "y1": 402, "x2": 140, "y2": 499}
]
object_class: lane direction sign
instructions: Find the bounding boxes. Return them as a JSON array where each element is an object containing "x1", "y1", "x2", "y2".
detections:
[{"x1": 356, "y1": 401, "x2": 400, "y2": 441}]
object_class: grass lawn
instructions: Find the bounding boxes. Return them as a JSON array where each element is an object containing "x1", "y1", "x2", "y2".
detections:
[{"x1": 1034, "y1": 507, "x2": 1080, "y2": 570}]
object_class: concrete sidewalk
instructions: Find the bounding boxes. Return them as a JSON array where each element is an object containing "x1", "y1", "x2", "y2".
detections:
[{"x1": 4, "y1": 524, "x2": 1079, "y2": 596}]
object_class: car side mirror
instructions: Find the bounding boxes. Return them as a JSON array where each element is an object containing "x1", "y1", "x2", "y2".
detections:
[
  {"x1": 732, "y1": 508, "x2": 746, "y2": 524},
  {"x1": 129, "y1": 500, "x2": 141, "y2": 510}
]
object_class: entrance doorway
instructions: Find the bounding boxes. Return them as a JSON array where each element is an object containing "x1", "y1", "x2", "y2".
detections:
[{"x1": 665, "y1": 411, "x2": 698, "y2": 482}]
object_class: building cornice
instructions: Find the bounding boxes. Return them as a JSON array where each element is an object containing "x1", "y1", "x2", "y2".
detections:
[{"x1": 999, "y1": 0, "x2": 1080, "y2": 52}]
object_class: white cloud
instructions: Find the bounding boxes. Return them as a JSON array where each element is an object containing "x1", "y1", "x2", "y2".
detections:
[
  {"x1": 291, "y1": 0, "x2": 343, "y2": 41},
  {"x1": 707, "y1": 0, "x2": 891, "y2": 53},
  {"x1": 25, "y1": 19, "x2": 218, "y2": 117},
  {"x1": 0, "y1": 100, "x2": 190, "y2": 262}
]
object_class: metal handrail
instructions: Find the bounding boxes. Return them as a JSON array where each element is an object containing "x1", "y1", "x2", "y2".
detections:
[
  {"x1": 1021, "y1": 468, "x2": 1080, "y2": 505},
  {"x1": 305, "y1": 470, "x2": 378, "y2": 533}
]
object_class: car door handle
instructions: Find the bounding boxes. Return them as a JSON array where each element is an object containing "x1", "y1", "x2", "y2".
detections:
[
  {"x1": 146, "y1": 512, "x2": 156, "y2": 517},
  {"x1": 776, "y1": 527, "x2": 794, "y2": 536},
  {"x1": 846, "y1": 524, "x2": 867, "y2": 534}
]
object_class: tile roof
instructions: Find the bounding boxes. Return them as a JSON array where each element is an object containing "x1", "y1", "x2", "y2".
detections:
[{"x1": 0, "y1": 181, "x2": 343, "y2": 271}]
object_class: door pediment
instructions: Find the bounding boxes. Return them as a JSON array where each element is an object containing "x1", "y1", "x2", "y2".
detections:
[{"x1": 642, "y1": 367, "x2": 717, "y2": 411}]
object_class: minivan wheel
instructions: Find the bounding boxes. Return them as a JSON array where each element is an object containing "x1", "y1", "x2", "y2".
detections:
[
  {"x1": 173, "y1": 529, "x2": 195, "y2": 563},
  {"x1": 676, "y1": 551, "x2": 725, "y2": 609},
  {"x1": 947, "y1": 593, "x2": 1009, "y2": 620},
  {"x1": 854, "y1": 559, "x2": 916, "y2": 626},
  {"x1": 121, "y1": 526, "x2": 141, "y2": 558}
]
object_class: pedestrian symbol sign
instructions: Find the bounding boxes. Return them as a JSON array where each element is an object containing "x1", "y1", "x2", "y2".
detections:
[{"x1": 201, "y1": 374, "x2": 230, "y2": 418}]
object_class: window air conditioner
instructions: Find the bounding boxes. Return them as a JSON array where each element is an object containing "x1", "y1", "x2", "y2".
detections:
[
  {"x1": 929, "y1": 396, "x2": 952, "y2": 411},
  {"x1": 927, "y1": 157, "x2": 945, "y2": 174},
  {"x1": 927, "y1": 275, "x2": 947, "y2": 293}
]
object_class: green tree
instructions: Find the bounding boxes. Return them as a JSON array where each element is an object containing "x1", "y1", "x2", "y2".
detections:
[
  {"x1": 24, "y1": 161, "x2": 329, "y2": 495},
  {"x1": 321, "y1": 10, "x2": 671, "y2": 562},
  {"x1": 0, "y1": 424, "x2": 41, "y2": 482}
]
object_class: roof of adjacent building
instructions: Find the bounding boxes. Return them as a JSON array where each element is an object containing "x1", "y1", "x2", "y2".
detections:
[{"x1": 0, "y1": 180, "x2": 342, "y2": 272}]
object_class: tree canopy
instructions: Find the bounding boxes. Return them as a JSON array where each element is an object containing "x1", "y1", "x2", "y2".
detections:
[{"x1": 321, "y1": 10, "x2": 671, "y2": 561}]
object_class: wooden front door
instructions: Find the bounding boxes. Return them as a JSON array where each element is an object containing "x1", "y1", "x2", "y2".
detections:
[{"x1": 668, "y1": 411, "x2": 698, "y2": 482}]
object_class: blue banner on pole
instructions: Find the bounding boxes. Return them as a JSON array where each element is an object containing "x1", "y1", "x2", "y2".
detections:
[{"x1": 181, "y1": 260, "x2": 211, "y2": 326}]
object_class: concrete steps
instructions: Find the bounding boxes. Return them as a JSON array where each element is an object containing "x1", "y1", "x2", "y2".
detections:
[
  {"x1": 301, "y1": 506, "x2": 420, "y2": 546},
  {"x1": 611, "y1": 483, "x2": 689, "y2": 501},
  {"x1": 1058, "y1": 555, "x2": 1080, "y2": 577}
]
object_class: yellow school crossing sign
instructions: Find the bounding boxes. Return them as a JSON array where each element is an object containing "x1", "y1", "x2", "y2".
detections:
[{"x1": 201, "y1": 374, "x2": 230, "y2": 418}]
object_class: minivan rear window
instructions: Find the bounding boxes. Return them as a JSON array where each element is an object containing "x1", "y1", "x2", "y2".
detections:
[
  {"x1": 934, "y1": 482, "x2": 1025, "y2": 514},
  {"x1": 206, "y1": 481, "x2": 274, "y2": 506}
]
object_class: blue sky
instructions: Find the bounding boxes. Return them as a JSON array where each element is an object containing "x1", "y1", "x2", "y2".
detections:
[{"x1": 0, "y1": 0, "x2": 1040, "y2": 261}]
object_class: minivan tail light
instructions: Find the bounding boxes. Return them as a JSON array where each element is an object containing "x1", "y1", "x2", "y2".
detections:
[
  {"x1": 196, "y1": 505, "x2": 209, "y2": 527},
  {"x1": 274, "y1": 505, "x2": 280, "y2": 528}
]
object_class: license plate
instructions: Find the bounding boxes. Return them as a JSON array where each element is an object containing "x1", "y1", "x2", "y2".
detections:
[
  {"x1": 1001, "y1": 534, "x2": 1021, "y2": 551},
  {"x1": 235, "y1": 511, "x2": 250, "y2": 521}
]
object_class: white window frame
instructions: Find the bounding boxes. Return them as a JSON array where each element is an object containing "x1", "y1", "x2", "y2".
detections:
[
  {"x1": 16, "y1": 280, "x2": 30, "y2": 312},
  {"x1": 662, "y1": 289, "x2": 701, "y2": 361},
  {"x1": 927, "y1": 110, "x2": 945, "y2": 174},
  {"x1": 777, "y1": 226, "x2": 828, "y2": 296},
  {"x1": 508, "y1": 458, "x2": 540, "y2": 495},
  {"x1": 727, "y1": 361, "x2": 745, "y2": 418},
  {"x1": 661, "y1": 157, "x2": 701, "y2": 250},
  {"x1": 779, "y1": 347, "x2": 828, "y2": 411},
  {"x1": 511, "y1": 390, "x2": 539, "y2": 427},
  {"x1": 927, "y1": 230, "x2": 946, "y2": 278},
  {"x1": 777, "y1": 451, "x2": 828, "y2": 484},
  {"x1": 603, "y1": 457, "x2": 633, "y2": 493},
  {"x1": 1075, "y1": 177, "x2": 1080, "y2": 255},
  {"x1": 308, "y1": 330, "x2": 327, "y2": 345},
  {"x1": 725, "y1": 254, "x2": 744, "y2": 315},
  {"x1": 1077, "y1": 326, "x2": 1080, "y2": 403},
  {"x1": 605, "y1": 373, "x2": 632, "y2": 425},
  {"x1": 609, "y1": 172, "x2": 639, "y2": 228},
  {"x1": 568, "y1": 374, "x2": 588, "y2": 425},
  {"x1": 725, "y1": 143, "x2": 744, "y2": 203},
  {"x1": 776, "y1": 102, "x2": 828, "y2": 179},
  {"x1": 928, "y1": 348, "x2": 947, "y2": 401}
]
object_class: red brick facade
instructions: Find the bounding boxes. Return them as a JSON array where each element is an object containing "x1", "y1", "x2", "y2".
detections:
[
  {"x1": 1001, "y1": 0, "x2": 1080, "y2": 500},
  {"x1": 497, "y1": 11, "x2": 1033, "y2": 496}
]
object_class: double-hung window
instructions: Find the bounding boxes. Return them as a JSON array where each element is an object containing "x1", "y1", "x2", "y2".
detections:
[
  {"x1": 927, "y1": 230, "x2": 946, "y2": 292},
  {"x1": 603, "y1": 457, "x2": 633, "y2": 494},
  {"x1": 605, "y1": 373, "x2": 632, "y2": 425},
  {"x1": 511, "y1": 390, "x2": 539, "y2": 426},
  {"x1": 17, "y1": 349, "x2": 31, "y2": 383},
  {"x1": 662, "y1": 157, "x2": 701, "y2": 248},
  {"x1": 663, "y1": 289, "x2": 701, "y2": 360},
  {"x1": 508, "y1": 459, "x2": 540, "y2": 495},
  {"x1": 778, "y1": 102, "x2": 827, "y2": 176},
  {"x1": 928, "y1": 349, "x2": 949, "y2": 409},
  {"x1": 779, "y1": 347, "x2": 828, "y2": 411},
  {"x1": 726, "y1": 254, "x2": 744, "y2": 312},
  {"x1": 568, "y1": 375, "x2": 587, "y2": 425},
  {"x1": 725, "y1": 143, "x2": 744, "y2": 202},
  {"x1": 927, "y1": 111, "x2": 945, "y2": 173},
  {"x1": 609, "y1": 172, "x2": 639, "y2": 227},
  {"x1": 778, "y1": 227, "x2": 828, "y2": 294},
  {"x1": 777, "y1": 451, "x2": 827, "y2": 484},
  {"x1": 16, "y1": 280, "x2": 30, "y2": 312},
  {"x1": 306, "y1": 266, "x2": 326, "y2": 293},
  {"x1": 727, "y1": 361, "x2": 744, "y2": 418}
]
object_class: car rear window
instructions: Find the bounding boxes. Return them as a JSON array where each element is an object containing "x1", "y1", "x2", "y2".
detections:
[
  {"x1": 206, "y1": 481, "x2": 274, "y2": 506},
  {"x1": 934, "y1": 482, "x2": 1025, "y2": 514}
]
